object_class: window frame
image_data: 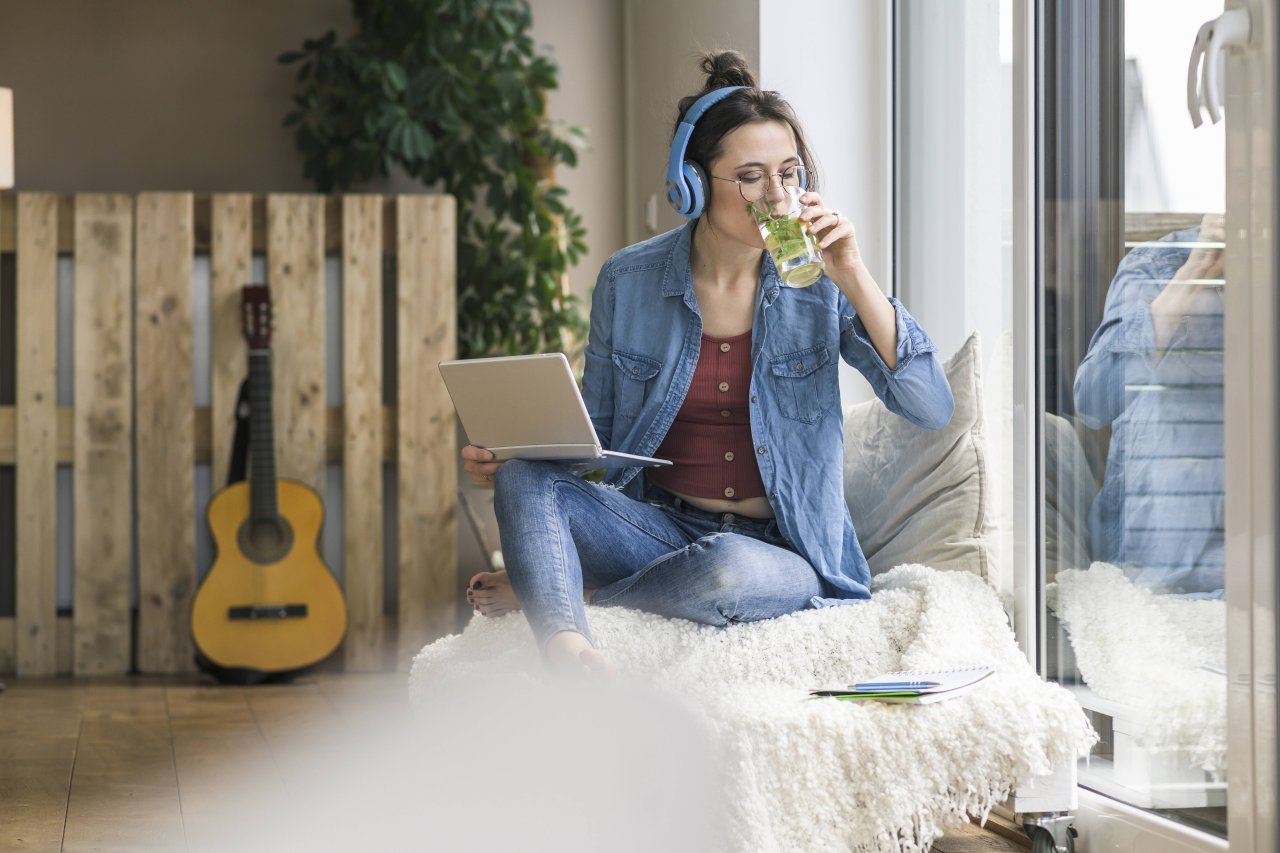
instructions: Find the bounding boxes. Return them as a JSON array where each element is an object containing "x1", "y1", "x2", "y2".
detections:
[{"x1": 895, "y1": 0, "x2": 1276, "y2": 847}]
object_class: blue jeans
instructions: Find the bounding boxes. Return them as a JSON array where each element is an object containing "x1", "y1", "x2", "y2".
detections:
[{"x1": 492, "y1": 459, "x2": 823, "y2": 656}]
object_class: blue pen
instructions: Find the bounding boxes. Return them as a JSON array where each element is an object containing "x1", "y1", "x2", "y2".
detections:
[{"x1": 851, "y1": 680, "x2": 940, "y2": 692}]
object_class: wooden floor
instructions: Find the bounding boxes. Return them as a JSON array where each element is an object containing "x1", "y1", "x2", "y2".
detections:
[
  {"x1": 0, "y1": 673, "x2": 411, "y2": 853},
  {"x1": 0, "y1": 675, "x2": 1026, "y2": 852}
]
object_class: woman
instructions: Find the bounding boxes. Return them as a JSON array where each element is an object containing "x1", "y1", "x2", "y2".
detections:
[{"x1": 462, "y1": 51, "x2": 953, "y2": 675}]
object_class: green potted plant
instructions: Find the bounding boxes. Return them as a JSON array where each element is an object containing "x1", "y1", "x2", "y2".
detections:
[{"x1": 280, "y1": 0, "x2": 589, "y2": 357}]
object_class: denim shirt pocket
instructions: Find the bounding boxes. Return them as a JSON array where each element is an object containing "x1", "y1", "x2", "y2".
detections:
[
  {"x1": 612, "y1": 350, "x2": 661, "y2": 418},
  {"x1": 769, "y1": 343, "x2": 833, "y2": 424}
]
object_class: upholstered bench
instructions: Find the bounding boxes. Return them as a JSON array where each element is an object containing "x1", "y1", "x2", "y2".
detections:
[{"x1": 410, "y1": 334, "x2": 1094, "y2": 852}]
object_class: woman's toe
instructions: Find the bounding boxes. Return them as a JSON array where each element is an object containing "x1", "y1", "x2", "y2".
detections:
[{"x1": 579, "y1": 648, "x2": 617, "y2": 676}]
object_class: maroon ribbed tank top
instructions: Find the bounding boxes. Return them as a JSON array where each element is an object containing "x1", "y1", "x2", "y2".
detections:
[{"x1": 649, "y1": 329, "x2": 766, "y2": 500}]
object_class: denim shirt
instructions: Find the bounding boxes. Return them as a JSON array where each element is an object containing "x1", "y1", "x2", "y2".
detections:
[
  {"x1": 582, "y1": 222, "x2": 954, "y2": 607},
  {"x1": 1073, "y1": 226, "x2": 1225, "y2": 596}
]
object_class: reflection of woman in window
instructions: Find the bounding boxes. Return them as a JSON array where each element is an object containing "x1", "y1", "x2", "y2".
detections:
[
  {"x1": 459, "y1": 50, "x2": 954, "y2": 675},
  {"x1": 1073, "y1": 215, "x2": 1225, "y2": 597}
]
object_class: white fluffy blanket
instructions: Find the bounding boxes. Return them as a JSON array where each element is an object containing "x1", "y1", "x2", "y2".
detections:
[
  {"x1": 1049, "y1": 563, "x2": 1227, "y2": 777},
  {"x1": 410, "y1": 565, "x2": 1094, "y2": 853}
]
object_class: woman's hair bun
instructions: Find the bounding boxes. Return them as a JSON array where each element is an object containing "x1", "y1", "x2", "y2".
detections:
[{"x1": 699, "y1": 50, "x2": 756, "y2": 90}]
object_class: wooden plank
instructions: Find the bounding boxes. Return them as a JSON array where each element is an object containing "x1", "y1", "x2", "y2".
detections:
[
  {"x1": 2, "y1": 194, "x2": 399, "y2": 254},
  {"x1": 312, "y1": 671, "x2": 410, "y2": 723},
  {"x1": 210, "y1": 194, "x2": 253, "y2": 493},
  {"x1": 1124, "y1": 211, "x2": 1209, "y2": 246},
  {"x1": 0, "y1": 194, "x2": 73, "y2": 255},
  {"x1": 135, "y1": 193, "x2": 196, "y2": 674},
  {"x1": 0, "y1": 679, "x2": 83, "y2": 850},
  {"x1": 266, "y1": 194, "x2": 327, "y2": 498},
  {"x1": 0, "y1": 616, "x2": 13, "y2": 674},
  {"x1": 57, "y1": 613, "x2": 73, "y2": 676},
  {"x1": 242, "y1": 681, "x2": 336, "y2": 747},
  {"x1": 62, "y1": 685, "x2": 185, "y2": 852},
  {"x1": 396, "y1": 195, "x2": 457, "y2": 667},
  {"x1": 14, "y1": 192, "x2": 59, "y2": 677},
  {"x1": 0, "y1": 616, "x2": 68, "y2": 677},
  {"x1": 72, "y1": 194, "x2": 134, "y2": 676},
  {"x1": 166, "y1": 686, "x2": 287, "y2": 853},
  {"x1": 237, "y1": 196, "x2": 397, "y2": 254},
  {"x1": 342, "y1": 195, "x2": 386, "y2": 671},
  {"x1": 0, "y1": 403, "x2": 399, "y2": 465},
  {"x1": 0, "y1": 676, "x2": 423, "y2": 850},
  {"x1": 929, "y1": 820, "x2": 1030, "y2": 851}
]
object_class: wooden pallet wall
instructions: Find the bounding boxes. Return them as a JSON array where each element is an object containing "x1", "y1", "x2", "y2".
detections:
[{"x1": 0, "y1": 192, "x2": 457, "y2": 675}]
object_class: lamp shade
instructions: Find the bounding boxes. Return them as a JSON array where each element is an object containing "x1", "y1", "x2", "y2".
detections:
[{"x1": 0, "y1": 88, "x2": 12, "y2": 189}]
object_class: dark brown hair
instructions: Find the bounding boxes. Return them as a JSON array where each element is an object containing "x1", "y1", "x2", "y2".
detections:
[{"x1": 673, "y1": 50, "x2": 820, "y2": 202}]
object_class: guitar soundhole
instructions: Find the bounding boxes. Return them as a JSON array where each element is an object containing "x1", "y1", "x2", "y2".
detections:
[{"x1": 236, "y1": 517, "x2": 295, "y2": 564}]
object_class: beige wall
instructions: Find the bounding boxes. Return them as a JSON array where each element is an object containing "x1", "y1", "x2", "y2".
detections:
[
  {"x1": 529, "y1": 0, "x2": 626, "y2": 300},
  {"x1": 0, "y1": 0, "x2": 354, "y2": 193},
  {"x1": 623, "y1": 0, "x2": 761, "y2": 244},
  {"x1": 0, "y1": 0, "x2": 625, "y2": 300}
]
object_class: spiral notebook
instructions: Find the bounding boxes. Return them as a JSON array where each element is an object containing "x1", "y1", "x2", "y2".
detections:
[{"x1": 808, "y1": 665, "x2": 995, "y2": 704}]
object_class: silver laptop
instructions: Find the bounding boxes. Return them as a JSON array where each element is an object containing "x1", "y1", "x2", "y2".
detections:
[{"x1": 438, "y1": 353, "x2": 671, "y2": 469}]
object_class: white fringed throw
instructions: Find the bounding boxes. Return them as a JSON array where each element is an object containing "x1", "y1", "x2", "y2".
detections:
[{"x1": 410, "y1": 565, "x2": 1095, "y2": 852}]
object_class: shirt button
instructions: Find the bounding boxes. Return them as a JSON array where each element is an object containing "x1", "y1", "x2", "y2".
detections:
[
  {"x1": 631, "y1": 366, "x2": 639, "y2": 374},
  {"x1": 757, "y1": 446, "x2": 766, "y2": 455},
  {"x1": 769, "y1": 492, "x2": 777, "y2": 500},
  {"x1": 724, "y1": 451, "x2": 735, "y2": 462},
  {"x1": 751, "y1": 395, "x2": 758, "y2": 403},
  {"x1": 794, "y1": 361, "x2": 804, "y2": 371},
  {"x1": 720, "y1": 342, "x2": 731, "y2": 353},
  {"x1": 718, "y1": 381, "x2": 729, "y2": 392},
  {"x1": 724, "y1": 487, "x2": 736, "y2": 498},
  {"x1": 721, "y1": 410, "x2": 731, "y2": 418}
]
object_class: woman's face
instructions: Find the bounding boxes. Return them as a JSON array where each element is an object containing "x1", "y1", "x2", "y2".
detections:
[{"x1": 702, "y1": 119, "x2": 800, "y2": 250}]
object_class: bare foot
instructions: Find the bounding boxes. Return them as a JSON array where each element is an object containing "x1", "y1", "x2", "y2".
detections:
[
  {"x1": 577, "y1": 647, "x2": 618, "y2": 678},
  {"x1": 545, "y1": 630, "x2": 617, "y2": 678},
  {"x1": 466, "y1": 570, "x2": 592, "y2": 618},
  {"x1": 467, "y1": 571, "x2": 519, "y2": 617}
]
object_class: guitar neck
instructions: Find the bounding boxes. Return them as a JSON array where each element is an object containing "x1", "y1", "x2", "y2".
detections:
[{"x1": 247, "y1": 350, "x2": 279, "y2": 523}]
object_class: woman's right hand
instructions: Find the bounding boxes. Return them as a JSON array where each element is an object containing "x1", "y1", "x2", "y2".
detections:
[{"x1": 461, "y1": 444, "x2": 503, "y2": 488}]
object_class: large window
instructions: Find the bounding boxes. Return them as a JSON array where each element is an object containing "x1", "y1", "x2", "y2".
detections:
[
  {"x1": 1041, "y1": 0, "x2": 1227, "y2": 837},
  {"x1": 898, "y1": 0, "x2": 1238, "y2": 844}
]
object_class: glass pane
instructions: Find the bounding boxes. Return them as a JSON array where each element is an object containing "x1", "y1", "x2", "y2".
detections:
[
  {"x1": 1043, "y1": 0, "x2": 1227, "y2": 837},
  {"x1": 896, "y1": 0, "x2": 1016, "y2": 618}
]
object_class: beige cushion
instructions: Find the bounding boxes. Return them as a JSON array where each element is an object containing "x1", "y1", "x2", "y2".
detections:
[{"x1": 843, "y1": 332, "x2": 992, "y2": 581}]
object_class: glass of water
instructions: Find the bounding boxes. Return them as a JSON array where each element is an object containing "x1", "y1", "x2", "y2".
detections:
[{"x1": 749, "y1": 185, "x2": 825, "y2": 288}]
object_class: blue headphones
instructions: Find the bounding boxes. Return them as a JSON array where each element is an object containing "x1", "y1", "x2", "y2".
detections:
[
  {"x1": 665, "y1": 86, "x2": 809, "y2": 220},
  {"x1": 666, "y1": 86, "x2": 744, "y2": 220}
]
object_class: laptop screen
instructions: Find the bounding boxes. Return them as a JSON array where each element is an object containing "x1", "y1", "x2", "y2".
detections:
[{"x1": 438, "y1": 353, "x2": 600, "y2": 453}]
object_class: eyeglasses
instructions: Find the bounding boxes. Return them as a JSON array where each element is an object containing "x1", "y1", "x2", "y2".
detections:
[{"x1": 710, "y1": 165, "x2": 811, "y2": 204}]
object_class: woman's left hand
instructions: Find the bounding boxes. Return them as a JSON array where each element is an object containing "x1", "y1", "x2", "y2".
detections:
[{"x1": 797, "y1": 192, "x2": 863, "y2": 273}]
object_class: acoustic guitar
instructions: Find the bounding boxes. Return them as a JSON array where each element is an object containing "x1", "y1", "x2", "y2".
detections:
[{"x1": 192, "y1": 284, "x2": 347, "y2": 678}]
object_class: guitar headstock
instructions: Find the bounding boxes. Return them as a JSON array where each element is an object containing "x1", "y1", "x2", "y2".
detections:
[{"x1": 241, "y1": 285, "x2": 273, "y2": 350}]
